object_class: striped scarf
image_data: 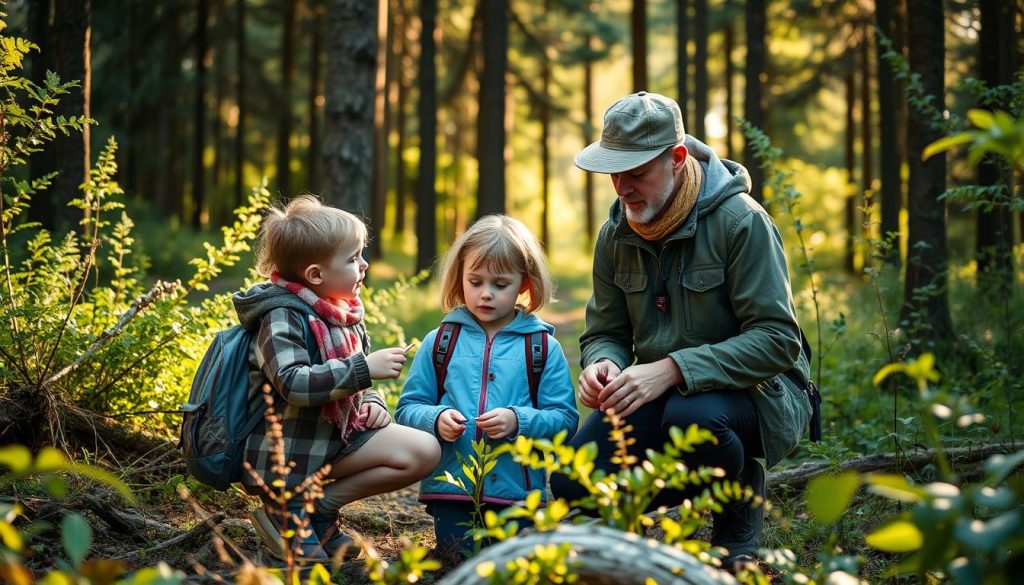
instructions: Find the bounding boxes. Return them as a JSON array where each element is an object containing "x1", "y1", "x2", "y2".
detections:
[{"x1": 271, "y1": 272, "x2": 366, "y2": 443}]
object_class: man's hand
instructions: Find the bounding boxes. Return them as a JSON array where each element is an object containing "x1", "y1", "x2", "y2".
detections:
[
  {"x1": 597, "y1": 357, "x2": 683, "y2": 417},
  {"x1": 359, "y1": 401, "x2": 391, "y2": 429},
  {"x1": 436, "y1": 409, "x2": 468, "y2": 442},
  {"x1": 365, "y1": 347, "x2": 408, "y2": 379},
  {"x1": 476, "y1": 408, "x2": 518, "y2": 440},
  {"x1": 578, "y1": 360, "x2": 621, "y2": 408}
]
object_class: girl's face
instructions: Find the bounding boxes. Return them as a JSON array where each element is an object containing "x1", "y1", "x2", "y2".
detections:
[
  {"x1": 308, "y1": 239, "x2": 368, "y2": 305},
  {"x1": 462, "y1": 252, "x2": 526, "y2": 337}
]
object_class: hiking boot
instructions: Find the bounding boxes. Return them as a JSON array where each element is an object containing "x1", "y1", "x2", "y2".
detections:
[
  {"x1": 250, "y1": 505, "x2": 328, "y2": 563},
  {"x1": 309, "y1": 510, "x2": 361, "y2": 560},
  {"x1": 711, "y1": 458, "x2": 765, "y2": 570}
]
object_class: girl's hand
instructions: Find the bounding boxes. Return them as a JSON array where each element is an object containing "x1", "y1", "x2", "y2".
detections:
[
  {"x1": 359, "y1": 401, "x2": 391, "y2": 429},
  {"x1": 436, "y1": 409, "x2": 467, "y2": 442},
  {"x1": 476, "y1": 408, "x2": 518, "y2": 440},
  {"x1": 365, "y1": 347, "x2": 408, "y2": 379}
]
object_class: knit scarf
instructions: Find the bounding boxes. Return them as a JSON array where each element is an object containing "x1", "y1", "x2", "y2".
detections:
[
  {"x1": 271, "y1": 272, "x2": 366, "y2": 443},
  {"x1": 628, "y1": 154, "x2": 704, "y2": 241}
]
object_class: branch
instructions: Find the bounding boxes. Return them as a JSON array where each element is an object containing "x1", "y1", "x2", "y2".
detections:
[{"x1": 43, "y1": 280, "x2": 180, "y2": 387}]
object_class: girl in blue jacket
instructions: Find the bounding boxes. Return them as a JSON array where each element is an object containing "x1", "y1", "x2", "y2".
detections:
[{"x1": 397, "y1": 215, "x2": 578, "y2": 556}]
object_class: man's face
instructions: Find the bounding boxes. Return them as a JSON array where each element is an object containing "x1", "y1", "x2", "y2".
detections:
[{"x1": 609, "y1": 152, "x2": 676, "y2": 225}]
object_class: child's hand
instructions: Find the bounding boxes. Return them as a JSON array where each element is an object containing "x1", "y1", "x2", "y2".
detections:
[
  {"x1": 359, "y1": 401, "x2": 391, "y2": 429},
  {"x1": 436, "y1": 409, "x2": 467, "y2": 442},
  {"x1": 476, "y1": 408, "x2": 518, "y2": 440},
  {"x1": 365, "y1": 347, "x2": 408, "y2": 379}
]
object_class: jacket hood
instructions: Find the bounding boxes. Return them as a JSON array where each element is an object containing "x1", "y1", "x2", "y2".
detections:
[
  {"x1": 232, "y1": 282, "x2": 315, "y2": 329},
  {"x1": 441, "y1": 306, "x2": 555, "y2": 336},
  {"x1": 607, "y1": 135, "x2": 751, "y2": 229}
]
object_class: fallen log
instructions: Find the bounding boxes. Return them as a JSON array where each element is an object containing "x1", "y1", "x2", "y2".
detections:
[
  {"x1": 114, "y1": 511, "x2": 227, "y2": 563},
  {"x1": 438, "y1": 524, "x2": 737, "y2": 585},
  {"x1": 767, "y1": 443, "x2": 1019, "y2": 491}
]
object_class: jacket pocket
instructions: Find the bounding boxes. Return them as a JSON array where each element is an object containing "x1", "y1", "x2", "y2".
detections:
[
  {"x1": 752, "y1": 373, "x2": 812, "y2": 468},
  {"x1": 614, "y1": 270, "x2": 648, "y2": 293},
  {"x1": 680, "y1": 264, "x2": 726, "y2": 332}
]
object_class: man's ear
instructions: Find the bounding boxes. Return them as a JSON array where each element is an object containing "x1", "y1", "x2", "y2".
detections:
[
  {"x1": 672, "y1": 144, "x2": 689, "y2": 167},
  {"x1": 302, "y1": 264, "x2": 323, "y2": 285}
]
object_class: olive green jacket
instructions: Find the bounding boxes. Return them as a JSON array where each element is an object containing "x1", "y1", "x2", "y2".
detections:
[{"x1": 581, "y1": 136, "x2": 812, "y2": 468}]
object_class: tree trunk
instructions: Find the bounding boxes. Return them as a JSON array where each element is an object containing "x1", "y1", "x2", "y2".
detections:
[
  {"x1": 28, "y1": 0, "x2": 55, "y2": 227},
  {"x1": 370, "y1": 0, "x2": 390, "y2": 260},
  {"x1": 631, "y1": 0, "x2": 647, "y2": 92},
  {"x1": 192, "y1": 0, "x2": 209, "y2": 228},
  {"x1": 583, "y1": 33, "x2": 596, "y2": 251},
  {"x1": 860, "y1": 25, "x2": 874, "y2": 255},
  {"x1": 276, "y1": 0, "x2": 299, "y2": 198},
  {"x1": 415, "y1": 0, "x2": 438, "y2": 274},
  {"x1": 539, "y1": 0, "x2": 551, "y2": 250},
  {"x1": 323, "y1": 0, "x2": 377, "y2": 217},
  {"x1": 307, "y1": 5, "x2": 324, "y2": 193},
  {"x1": 975, "y1": 0, "x2": 1015, "y2": 296},
  {"x1": 211, "y1": 0, "x2": 227, "y2": 191},
  {"x1": 693, "y1": 0, "x2": 707, "y2": 140},
  {"x1": 37, "y1": 0, "x2": 92, "y2": 231},
  {"x1": 743, "y1": 0, "x2": 765, "y2": 202},
  {"x1": 476, "y1": 0, "x2": 508, "y2": 218},
  {"x1": 845, "y1": 47, "x2": 857, "y2": 274},
  {"x1": 393, "y1": 0, "x2": 411, "y2": 235},
  {"x1": 901, "y1": 0, "x2": 954, "y2": 346},
  {"x1": 724, "y1": 19, "x2": 734, "y2": 159},
  {"x1": 235, "y1": 0, "x2": 247, "y2": 206},
  {"x1": 676, "y1": 0, "x2": 689, "y2": 126},
  {"x1": 876, "y1": 0, "x2": 902, "y2": 264}
]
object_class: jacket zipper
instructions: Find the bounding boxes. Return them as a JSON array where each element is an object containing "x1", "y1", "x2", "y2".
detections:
[{"x1": 476, "y1": 334, "x2": 494, "y2": 442}]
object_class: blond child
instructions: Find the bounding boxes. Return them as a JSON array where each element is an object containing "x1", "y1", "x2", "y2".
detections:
[
  {"x1": 396, "y1": 215, "x2": 578, "y2": 556},
  {"x1": 235, "y1": 195, "x2": 440, "y2": 562}
]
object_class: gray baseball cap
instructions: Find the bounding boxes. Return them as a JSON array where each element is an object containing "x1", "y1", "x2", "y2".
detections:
[{"x1": 575, "y1": 91, "x2": 686, "y2": 174}]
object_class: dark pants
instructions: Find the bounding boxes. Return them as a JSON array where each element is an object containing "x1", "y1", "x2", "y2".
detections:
[
  {"x1": 428, "y1": 501, "x2": 535, "y2": 556},
  {"x1": 550, "y1": 389, "x2": 762, "y2": 509}
]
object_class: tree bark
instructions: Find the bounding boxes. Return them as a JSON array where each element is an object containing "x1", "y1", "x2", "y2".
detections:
[
  {"x1": 370, "y1": 0, "x2": 391, "y2": 259},
  {"x1": 276, "y1": 0, "x2": 299, "y2": 198},
  {"x1": 860, "y1": 25, "x2": 873, "y2": 251},
  {"x1": 583, "y1": 32, "x2": 596, "y2": 251},
  {"x1": 693, "y1": 0, "x2": 707, "y2": 140},
  {"x1": 28, "y1": 0, "x2": 55, "y2": 228},
  {"x1": 539, "y1": 0, "x2": 551, "y2": 250},
  {"x1": 845, "y1": 47, "x2": 857, "y2": 274},
  {"x1": 743, "y1": 0, "x2": 765, "y2": 202},
  {"x1": 393, "y1": 0, "x2": 411, "y2": 235},
  {"x1": 975, "y1": 0, "x2": 1015, "y2": 296},
  {"x1": 323, "y1": 0, "x2": 378, "y2": 218},
  {"x1": 724, "y1": 18, "x2": 734, "y2": 159},
  {"x1": 415, "y1": 0, "x2": 438, "y2": 273},
  {"x1": 476, "y1": 0, "x2": 508, "y2": 218},
  {"x1": 676, "y1": 0, "x2": 689, "y2": 126},
  {"x1": 306, "y1": 5, "x2": 324, "y2": 194},
  {"x1": 631, "y1": 0, "x2": 648, "y2": 92},
  {"x1": 234, "y1": 0, "x2": 247, "y2": 206},
  {"x1": 192, "y1": 0, "x2": 209, "y2": 228},
  {"x1": 876, "y1": 0, "x2": 902, "y2": 264},
  {"x1": 901, "y1": 0, "x2": 954, "y2": 346}
]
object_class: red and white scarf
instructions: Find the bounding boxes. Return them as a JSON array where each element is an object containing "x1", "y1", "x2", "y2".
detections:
[{"x1": 272, "y1": 272, "x2": 366, "y2": 442}]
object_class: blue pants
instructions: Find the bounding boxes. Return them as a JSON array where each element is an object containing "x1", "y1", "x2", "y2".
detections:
[
  {"x1": 550, "y1": 389, "x2": 762, "y2": 509},
  {"x1": 428, "y1": 501, "x2": 535, "y2": 556}
]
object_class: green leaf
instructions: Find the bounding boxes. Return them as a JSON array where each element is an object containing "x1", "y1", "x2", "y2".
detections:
[
  {"x1": 922, "y1": 133, "x2": 974, "y2": 161},
  {"x1": 0, "y1": 520, "x2": 23, "y2": 552},
  {"x1": 807, "y1": 472, "x2": 860, "y2": 524},
  {"x1": 966, "y1": 108, "x2": 995, "y2": 129},
  {"x1": 953, "y1": 511, "x2": 1020, "y2": 552},
  {"x1": 35, "y1": 447, "x2": 66, "y2": 472},
  {"x1": 866, "y1": 474, "x2": 926, "y2": 503},
  {"x1": 865, "y1": 520, "x2": 923, "y2": 552},
  {"x1": 61, "y1": 513, "x2": 92, "y2": 567},
  {"x1": 984, "y1": 451, "x2": 1024, "y2": 485},
  {"x1": 307, "y1": 563, "x2": 332, "y2": 584},
  {"x1": 0, "y1": 445, "x2": 32, "y2": 472}
]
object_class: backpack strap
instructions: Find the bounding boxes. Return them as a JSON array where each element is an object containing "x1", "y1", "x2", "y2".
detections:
[
  {"x1": 432, "y1": 322, "x2": 461, "y2": 403},
  {"x1": 525, "y1": 331, "x2": 547, "y2": 408}
]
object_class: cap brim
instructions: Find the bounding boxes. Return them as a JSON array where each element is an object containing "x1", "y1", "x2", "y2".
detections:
[{"x1": 574, "y1": 141, "x2": 665, "y2": 174}]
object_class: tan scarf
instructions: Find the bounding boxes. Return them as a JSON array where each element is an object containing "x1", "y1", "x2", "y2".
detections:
[{"x1": 628, "y1": 154, "x2": 703, "y2": 241}]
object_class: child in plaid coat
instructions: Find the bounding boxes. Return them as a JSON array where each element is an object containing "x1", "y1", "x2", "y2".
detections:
[{"x1": 235, "y1": 195, "x2": 440, "y2": 563}]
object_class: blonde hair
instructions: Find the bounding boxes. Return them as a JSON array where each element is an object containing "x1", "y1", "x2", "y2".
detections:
[
  {"x1": 438, "y1": 214, "x2": 554, "y2": 313},
  {"x1": 255, "y1": 194, "x2": 368, "y2": 282}
]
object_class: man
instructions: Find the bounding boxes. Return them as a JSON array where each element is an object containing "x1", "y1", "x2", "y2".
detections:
[{"x1": 550, "y1": 91, "x2": 812, "y2": 570}]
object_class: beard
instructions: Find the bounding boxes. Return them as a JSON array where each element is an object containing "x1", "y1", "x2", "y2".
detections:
[{"x1": 622, "y1": 179, "x2": 677, "y2": 225}]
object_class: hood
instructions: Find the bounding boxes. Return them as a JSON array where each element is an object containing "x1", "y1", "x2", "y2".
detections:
[
  {"x1": 607, "y1": 135, "x2": 751, "y2": 228},
  {"x1": 232, "y1": 282, "x2": 315, "y2": 329},
  {"x1": 441, "y1": 306, "x2": 555, "y2": 336}
]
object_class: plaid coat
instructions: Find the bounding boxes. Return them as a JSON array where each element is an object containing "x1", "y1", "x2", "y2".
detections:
[{"x1": 232, "y1": 283, "x2": 386, "y2": 497}]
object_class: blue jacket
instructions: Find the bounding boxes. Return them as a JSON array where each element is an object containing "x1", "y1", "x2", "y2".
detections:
[{"x1": 396, "y1": 307, "x2": 578, "y2": 505}]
